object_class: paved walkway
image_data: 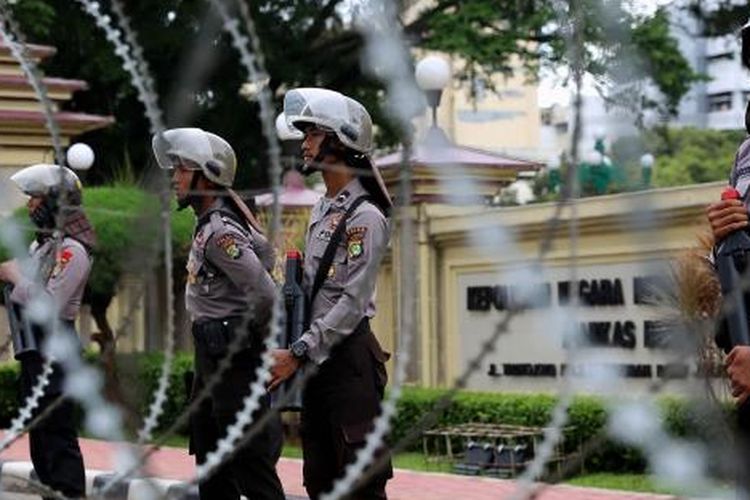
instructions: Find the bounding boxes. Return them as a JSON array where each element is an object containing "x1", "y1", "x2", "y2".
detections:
[{"x1": 0, "y1": 432, "x2": 674, "y2": 499}]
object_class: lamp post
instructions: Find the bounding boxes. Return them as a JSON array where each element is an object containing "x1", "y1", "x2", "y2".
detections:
[
  {"x1": 547, "y1": 155, "x2": 561, "y2": 193},
  {"x1": 415, "y1": 55, "x2": 451, "y2": 129},
  {"x1": 640, "y1": 153, "x2": 655, "y2": 188}
]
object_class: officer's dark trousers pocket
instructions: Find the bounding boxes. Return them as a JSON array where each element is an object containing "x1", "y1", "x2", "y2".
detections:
[
  {"x1": 301, "y1": 321, "x2": 393, "y2": 499},
  {"x1": 192, "y1": 320, "x2": 232, "y2": 357}
]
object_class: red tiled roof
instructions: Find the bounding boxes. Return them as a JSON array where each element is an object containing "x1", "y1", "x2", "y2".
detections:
[
  {"x1": 375, "y1": 143, "x2": 543, "y2": 170},
  {"x1": 0, "y1": 109, "x2": 114, "y2": 132},
  {"x1": 0, "y1": 43, "x2": 56, "y2": 60},
  {"x1": 0, "y1": 74, "x2": 88, "y2": 92}
]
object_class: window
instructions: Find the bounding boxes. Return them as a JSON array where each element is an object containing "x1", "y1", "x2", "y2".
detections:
[{"x1": 708, "y1": 92, "x2": 733, "y2": 112}]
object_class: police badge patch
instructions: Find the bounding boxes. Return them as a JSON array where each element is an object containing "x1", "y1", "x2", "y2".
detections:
[
  {"x1": 347, "y1": 227, "x2": 367, "y2": 259},
  {"x1": 216, "y1": 234, "x2": 242, "y2": 259},
  {"x1": 51, "y1": 248, "x2": 74, "y2": 277}
]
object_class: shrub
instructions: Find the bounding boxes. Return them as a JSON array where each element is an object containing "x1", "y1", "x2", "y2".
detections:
[
  {"x1": 391, "y1": 387, "x2": 724, "y2": 474},
  {"x1": 0, "y1": 353, "x2": 728, "y2": 473}
]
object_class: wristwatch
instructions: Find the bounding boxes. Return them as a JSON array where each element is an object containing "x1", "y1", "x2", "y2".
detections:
[{"x1": 290, "y1": 339, "x2": 309, "y2": 361}]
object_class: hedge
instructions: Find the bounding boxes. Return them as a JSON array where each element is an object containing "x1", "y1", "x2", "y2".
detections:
[{"x1": 0, "y1": 352, "x2": 729, "y2": 474}]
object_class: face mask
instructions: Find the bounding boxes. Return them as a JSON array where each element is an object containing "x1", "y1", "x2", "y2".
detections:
[{"x1": 30, "y1": 197, "x2": 56, "y2": 229}]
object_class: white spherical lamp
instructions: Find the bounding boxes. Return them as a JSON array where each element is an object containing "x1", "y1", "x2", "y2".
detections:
[
  {"x1": 415, "y1": 55, "x2": 451, "y2": 91},
  {"x1": 640, "y1": 153, "x2": 655, "y2": 169},
  {"x1": 66, "y1": 143, "x2": 95, "y2": 171}
]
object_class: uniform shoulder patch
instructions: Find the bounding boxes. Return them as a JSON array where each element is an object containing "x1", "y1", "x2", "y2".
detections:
[
  {"x1": 215, "y1": 233, "x2": 242, "y2": 259},
  {"x1": 52, "y1": 248, "x2": 74, "y2": 277},
  {"x1": 346, "y1": 226, "x2": 367, "y2": 259}
]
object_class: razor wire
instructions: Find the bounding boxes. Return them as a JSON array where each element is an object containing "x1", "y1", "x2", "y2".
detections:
[
  {"x1": 321, "y1": 0, "x2": 424, "y2": 496},
  {"x1": 0, "y1": 0, "x2": 741, "y2": 498},
  {"x1": 95, "y1": 0, "x2": 290, "y2": 490},
  {"x1": 0, "y1": 1, "x2": 93, "y2": 462},
  {"x1": 123, "y1": 0, "x2": 285, "y2": 484},
  {"x1": 0, "y1": 358, "x2": 53, "y2": 454},
  {"x1": 511, "y1": 1, "x2": 585, "y2": 494},
  {"x1": 184, "y1": 0, "x2": 288, "y2": 484},
  {"x1": 73, "y1": 0, "x2": 179, "y2": 451}
]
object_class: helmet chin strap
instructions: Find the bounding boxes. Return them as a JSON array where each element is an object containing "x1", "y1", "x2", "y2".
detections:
[
  {"x1": 177, "y1": 170, "x2": 202, "y2": 211},
  {"x1": 298, "y1": 133, "x2": 343, "y2": 176}
]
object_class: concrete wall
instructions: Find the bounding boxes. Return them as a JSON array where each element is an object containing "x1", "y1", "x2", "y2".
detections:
[{"x1": 379, "y1": 181, "x2": 725, "y2": 394}]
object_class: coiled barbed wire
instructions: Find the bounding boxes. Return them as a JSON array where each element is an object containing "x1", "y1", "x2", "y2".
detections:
[
  {"x1": 109, "y1": 0, "x2": 162, "y2": 128},
  {"x1": 0, "y1": 359, "x2": 53, "y2": 454},
  {"x1": 185, "y1": 0, "x2": 287, "y2": 484},
  {"x1": 93, "y1": 0, "x2": 291, "y2": 483},
  {"x1": 72, "y1": 0, "x2": 177, "y2": 451},
  {"x1": 0, "y1": 1, "x2": 82, "y2": 463},
  {"x1": 321, "y1": 0, "x2": 424, "y2": 496},
  {"x1": 511, "y1": 1, "x2": 585, "y2": 495},
  {"x1": 73, "y1": 0, "x2": 164, "y2": 133}
]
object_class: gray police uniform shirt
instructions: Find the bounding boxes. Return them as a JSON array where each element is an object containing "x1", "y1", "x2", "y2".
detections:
[
  {"x1": 300, "y1": 178, "x2": 389, "y2": 364},
  {"x1": 730, "y1": 137, "x2": 750, "y2": 195},
  {"x1": 707, "y1": 136, "x2": 750, "y2": 266},
  {"x1": 11, "y1": 236, "x2": 91, "y2": 322},
  {"x1": 185, "y1": 198, "x2": 276, "y2": 323}
]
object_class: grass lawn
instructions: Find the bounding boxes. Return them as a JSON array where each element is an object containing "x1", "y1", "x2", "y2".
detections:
[
  {"x1": 564, "y1": 472, "x2": 731, "y2": 496},
  {"x1": 281, "y1": 445, "x2": 453, "y2": 474}
]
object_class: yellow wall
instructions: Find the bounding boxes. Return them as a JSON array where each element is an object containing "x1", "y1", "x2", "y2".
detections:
[{"x1": 378, "y1": 182, "x2": 724, "y2": 391}]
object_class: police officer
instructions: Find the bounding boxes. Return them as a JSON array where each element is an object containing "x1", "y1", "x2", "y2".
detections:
[
  {"x1": 706, "y1": 20, "x2": 750, "y2": 403},
  {"x1": 0, "y1": 164, "x2": 95, "y2": 499},
  {"x1": 269, "y1": 88, "x2": 393, "y2": 499},
  {"x1": 152, "y1": 128, "x2": 284, "y2": 500}
]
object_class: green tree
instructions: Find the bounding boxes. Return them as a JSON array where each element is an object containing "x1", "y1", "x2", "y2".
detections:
[
  {"x1": 8, "y1": 0, "x2": 699, "y2": 189},
  {"x1": 611, "y1": 127, "x2": 747, "y2": 188}
]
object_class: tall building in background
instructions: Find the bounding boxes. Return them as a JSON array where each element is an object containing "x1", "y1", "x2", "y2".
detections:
[
  {"x1": 408, "y1": 54, "x2": 542, "y2": 162},
  {"x1": 403, "y1": 2, "x2": 542, "y2": 162},
  {"x1": 670, "y1": 5, "x2": 749, "y2": 130}
]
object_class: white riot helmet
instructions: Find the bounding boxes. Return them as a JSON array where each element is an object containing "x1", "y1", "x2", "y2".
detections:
[
  {"x1": 282, "y1": 88, "x2": 392, "y2": 211},
  {"x1": 283, "y1": 88, "x2": 373, "y2": 153},
  {"x1": 275, "y1": 112, "x2": 303, "y2": 141},
  {"x1": 11, "y1": 164, "x2": 85, "y2": 229},
  {"x1": 11, "y1": 164, "x2": 82, "y2": 203},
  {"x1": 152, "y1": 127, "x2": 237, "y2": 187}
]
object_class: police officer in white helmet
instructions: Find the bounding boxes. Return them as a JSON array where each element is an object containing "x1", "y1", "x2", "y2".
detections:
[
  {"x1": 269, "y1": 88, "x2": 393, "y2": 498},
  {"x1": 0, "y1": 164, "x2": 95, "y2": 499},
  {"x1": 153, "y1": 128, "x2": 284, "y2": 499}
]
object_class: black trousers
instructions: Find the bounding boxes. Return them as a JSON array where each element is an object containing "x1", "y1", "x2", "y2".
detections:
[
  {"x1": 19, "y1": 353, "x2": 85, "y2": 499},
  {"x1": 301, "y1": 319, "x2": 393, "y2": 499},
  {"x1": 190, "y1": 321, "x2": 284, "y2": 500}
]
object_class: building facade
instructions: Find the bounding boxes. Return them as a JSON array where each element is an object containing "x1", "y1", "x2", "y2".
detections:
[
  {"x1": 372, "y1": 181, "x2": 723, "y2": 394},
  {"x1": 0, "y1": 43, "x2": 112, "y2": 215}
]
